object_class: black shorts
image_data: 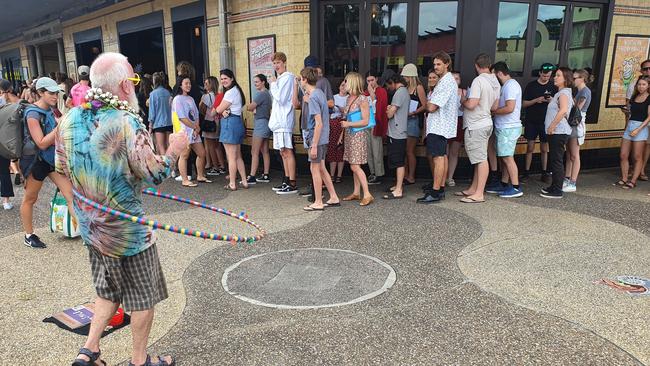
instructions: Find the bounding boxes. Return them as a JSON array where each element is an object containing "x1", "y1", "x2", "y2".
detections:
[
  {"x1": 387, "y1": 137, "x2": 407, "y2": 169},
  {"x1": 20, "y1": 156, "x2": 54, "y2": 182},
  {"x1": 152, "y1": 125, "x2": 173, "y2": 133},
  {"x1": 426, "y1": 134, "x2": 447, "y2": 157},
  {"x1": 523, "y1": 121, "x2": 547, "y2": 143}
]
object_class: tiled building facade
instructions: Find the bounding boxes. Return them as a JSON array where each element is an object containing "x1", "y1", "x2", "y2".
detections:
[{"x1": 0, "y1": 0, "x2": 649, "y2": 158}]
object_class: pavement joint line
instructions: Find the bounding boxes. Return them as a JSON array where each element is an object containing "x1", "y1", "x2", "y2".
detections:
[{"x1": 452, "y1": 199, "x2": 650, "y2": 364}]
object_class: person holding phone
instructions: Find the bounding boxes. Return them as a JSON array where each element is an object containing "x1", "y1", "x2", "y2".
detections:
[{"x1": 521, "y1": 63, "x2": 558, "y2": 183}]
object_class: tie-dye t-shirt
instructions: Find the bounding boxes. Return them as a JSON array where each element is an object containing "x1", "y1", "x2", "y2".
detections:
[{"x1": 55, "y1": 107, "x2": 173, "y2": 258}]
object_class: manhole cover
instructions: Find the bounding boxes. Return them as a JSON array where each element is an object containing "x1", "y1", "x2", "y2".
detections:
[{"x1": 222, "y1": 248, "x2": 396, "y2": 309}]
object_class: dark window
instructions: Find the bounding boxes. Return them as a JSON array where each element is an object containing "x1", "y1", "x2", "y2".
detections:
[{"x1": 323, "y1": 4, "x2": 360, "y2": 79}]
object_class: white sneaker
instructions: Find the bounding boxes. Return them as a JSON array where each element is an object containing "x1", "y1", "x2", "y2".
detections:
[
  {"x1": 174, "y1": 175, "x2": 192, "y2": 181},
  {"x1": 562, "y1": 182, "x2": 577, "y2": 193},
  {"x1": 3, "y1": 202, "x2": 13, "y2": 210}
]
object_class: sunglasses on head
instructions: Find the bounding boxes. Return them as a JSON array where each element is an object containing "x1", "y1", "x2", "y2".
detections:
[{"x1": 541, "y1": 66, "x2": 555, "y2": 71}]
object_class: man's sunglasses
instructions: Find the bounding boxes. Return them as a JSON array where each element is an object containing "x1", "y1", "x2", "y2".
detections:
[
  {"x1": 642, "y1": 67, "x2": 650, "y2": 71},
  {"x1": 126, "y1": 73, "x2": 141, "y2": 86},
  {"x1": 541, "y1": 66, "x2": 555, "y2": 71}
]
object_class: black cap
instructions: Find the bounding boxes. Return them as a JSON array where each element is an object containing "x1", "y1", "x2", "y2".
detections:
[
  {"x1": 304, "y1": 55, "x2": 319, "y2": 68},
  {"x1": 0, "y1": 79, "x2": 12, "y2": 93}
]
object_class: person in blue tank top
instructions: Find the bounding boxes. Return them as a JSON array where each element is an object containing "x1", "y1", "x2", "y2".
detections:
[{"x1": 20, "y1": 77, "x2": 75, "y2": 249}]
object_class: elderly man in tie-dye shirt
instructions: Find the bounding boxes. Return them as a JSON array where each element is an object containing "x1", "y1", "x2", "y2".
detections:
[{"x1": 56, "y1": 52, "x2": 187, "y2": 366}]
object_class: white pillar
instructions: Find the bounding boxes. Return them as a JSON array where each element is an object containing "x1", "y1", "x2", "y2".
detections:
[
  {"x1": 57, "y1": 38, "x2": 66, "y2": 74},
  {"x1": 34, "y1": 44, "x2": 44, "y2": 77}
]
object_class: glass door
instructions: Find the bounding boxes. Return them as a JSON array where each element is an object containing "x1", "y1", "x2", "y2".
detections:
[
  {"x1": 322, "y1": 3, "x2": 361, "y2": 83},
  {"x1": 368, "y1": 2, "x2": 408, "y2": 75}
]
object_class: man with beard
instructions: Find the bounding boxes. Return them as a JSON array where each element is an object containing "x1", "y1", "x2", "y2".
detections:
[
  {"x1": 417, "y1": 51, "x2": 458, "y2": 203},
  {"x1": 57, "y1": 52, "x2": 188, "y2": 366}
]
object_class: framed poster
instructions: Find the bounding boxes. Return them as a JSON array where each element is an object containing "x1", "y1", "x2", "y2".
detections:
[
  {"x1": 247, "y1": 35, "x2": 276, "y2": 99},
  {"x1": 606, "y1": 34, "x2": 650, "y2": 107}
]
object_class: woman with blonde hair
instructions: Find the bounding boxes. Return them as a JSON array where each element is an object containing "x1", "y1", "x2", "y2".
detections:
[
  {"x1": 563, "y1": 69, "x2": 592, "y2": 192},
  {"x1": 340, "y1": 72, "x2": 373, "y2": 206},
  {"x1": 401, "y1": 63, "x2": 428, "y2": 184}
]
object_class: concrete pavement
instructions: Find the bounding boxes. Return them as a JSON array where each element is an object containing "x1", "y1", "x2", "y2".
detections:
[{"x1": 0, "y1": 168, "x2": 648, "y2": 365}]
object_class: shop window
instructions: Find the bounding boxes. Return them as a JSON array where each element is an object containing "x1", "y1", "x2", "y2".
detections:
[
  {"x1": 531, "y1": 4, "x2": 566, "y2": 74},
  {"x1": 417, "y1": 1, "x2": 458, "y2": 76},
  {"x1": 323, "y1": 4, "x2": 360, "y2": 78},
  {"x1": 495, "y1": 2, "x2": 529, "y2": 76},
  {"x1": 369, "y1": 3, "x2": 407, "y2": 74},
  {"x1": 567, "y1": 6, "x2": 601, "y2": 72}
]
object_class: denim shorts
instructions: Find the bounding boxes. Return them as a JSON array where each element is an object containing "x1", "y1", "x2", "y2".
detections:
[
  {"x1": 219, "y1": 115, "x2": 245, "y2": 144},
  {"x1": 407, "y1": 117, "x2": 420, "y2": 138},
  {"x1": 622, "y1": 120, "x2": 649, "y2": 142},
  {"x1": 253, "y1": 118, "x2": 272, "y2": 139}
]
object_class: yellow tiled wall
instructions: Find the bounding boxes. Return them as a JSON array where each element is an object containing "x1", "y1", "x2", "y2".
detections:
[{"x1": 595, "y1": 0, "x2": 650, "y2": 149}]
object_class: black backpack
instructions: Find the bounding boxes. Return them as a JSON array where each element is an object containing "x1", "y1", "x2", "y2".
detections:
[{"x1": 567, "y1": 103, "x2": 582, "y2": 127}]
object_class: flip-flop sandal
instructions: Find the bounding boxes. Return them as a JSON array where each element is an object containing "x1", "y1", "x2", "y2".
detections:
[
  {"x1": 639, "y1": 175, "x2": 649, "y2": 181},
  {"x1": 324, "y1": 202, "x2": 341, "y2": 207},
  {"x1": 196, "y1": 178, "x2": 213, "y2": 183},
  {"x1": 303, "y1": 205, "x2": 325, "y2": 211},
  {"x1": 453, "y1": 191, "x2": 471, "y2": 197},
  {"x1": 622, "y1": 182, "x2": 636, "y2": 189},
  {"x1": 460, "y1": 197, "x2": 485, "y2": 203},
  {"x1": 223, "y1": 184, "x2": 237, "y2": 191},
  {"x1": 404, "y1": 180, "x2": 415, "y2": 186},
  {"x1": 181, "y1": 182, "x2": 198, "y2": 187},
  {"x1": 613, "y1": 180, "x2": 627, "y2": 186},
  {"x1": 384, "y1": 186, "x2": 396, "y2": 193},
  {"x1": 382, "y1": 192, "x2": 403, "y2": 200}
]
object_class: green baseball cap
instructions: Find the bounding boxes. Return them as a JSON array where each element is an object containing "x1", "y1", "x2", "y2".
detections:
[
  {"x1": 540, "y1": 63, "x2": 556, "y2": 72},
  {"x1": 35, "y1": 77, "x2": 62, "y2": 93}
]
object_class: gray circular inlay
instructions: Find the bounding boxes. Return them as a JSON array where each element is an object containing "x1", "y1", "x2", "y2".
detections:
[{"x1": 221, "y1": 248, "x2": 396, "y2": 309}]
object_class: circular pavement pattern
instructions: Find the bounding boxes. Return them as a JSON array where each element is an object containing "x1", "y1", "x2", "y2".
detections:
[{"x1": 221, "y1": 248, "x2": 397, "y2": 309}]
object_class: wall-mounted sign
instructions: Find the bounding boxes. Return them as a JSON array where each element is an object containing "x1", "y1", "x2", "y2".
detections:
[
  {"x1": 247, "y1": 35, "x2": 276, "y2": 99},
  {"x1": 606, "y1": 34, "x2": 650, "y2": 107}
]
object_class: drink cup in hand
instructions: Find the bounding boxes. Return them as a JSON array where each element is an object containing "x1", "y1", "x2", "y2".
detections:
[{"x1": 168, "y1": 132, "x2": 189, "y2": 155}]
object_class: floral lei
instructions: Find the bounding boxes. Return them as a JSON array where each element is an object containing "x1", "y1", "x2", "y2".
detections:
[{"x1": 81, "y1": 87, "x2": 143, "y2": 123}]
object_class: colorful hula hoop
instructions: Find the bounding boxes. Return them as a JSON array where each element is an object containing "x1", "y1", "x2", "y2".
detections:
[{"x1": 72, "y1": 188, "x2": 266, "y2": 243}]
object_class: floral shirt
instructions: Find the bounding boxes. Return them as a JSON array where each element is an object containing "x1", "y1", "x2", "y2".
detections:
[
  {"x1": 55, "y1": 107, "x2": 173, "y2": 258},
  {"x1": 425, "y1": 72, "x2": 458, "y2": 139}
]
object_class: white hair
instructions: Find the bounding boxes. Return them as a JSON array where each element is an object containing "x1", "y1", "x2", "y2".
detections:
[
  {"x1": 89, "y1": 52, "x2": 131, "y2": 95},
  {"x1": 89, "y1": 52, "x2": 139, "y2": 113}
]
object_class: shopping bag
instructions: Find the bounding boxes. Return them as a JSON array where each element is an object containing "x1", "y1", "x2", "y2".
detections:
[{"x1": 50, "y1": 189, "x2": 80, "y2": 238}]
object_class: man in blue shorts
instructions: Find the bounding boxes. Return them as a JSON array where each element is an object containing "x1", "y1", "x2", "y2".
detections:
[{"x1": 490, "y1": 62, "x2": 523, "y2": 198}]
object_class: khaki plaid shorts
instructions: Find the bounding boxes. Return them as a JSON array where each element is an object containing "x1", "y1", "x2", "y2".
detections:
[{"x1": 88, "y1": 244, "x2": 168, "y2": 312}]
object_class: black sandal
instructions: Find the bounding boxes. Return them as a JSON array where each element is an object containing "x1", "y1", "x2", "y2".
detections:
[
  {"x1": 72, "y1": 348, "x2": 106, "y2": 366},
  {"x1": 128, "y1": 354, "x2": 176, "y2": 366}
]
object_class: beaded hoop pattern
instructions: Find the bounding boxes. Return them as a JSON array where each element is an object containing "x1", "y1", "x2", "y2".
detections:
[{"x1": 72, "y1": 188, "x2": 266, "y2": 244}]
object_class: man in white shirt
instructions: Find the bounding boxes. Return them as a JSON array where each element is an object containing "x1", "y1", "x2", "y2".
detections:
[
  {"x1": 417, "y1": 51, "x2": 457, "y2": 204},
  {"x1": 268, "y1": 52, "x2": 300, "y2": 194},
  {"x1": 459, "y1": 53, "x2": 501, "y2": 203},
  {"x1": 490, "y1": 61, "x2": 523, "y2": 198}
]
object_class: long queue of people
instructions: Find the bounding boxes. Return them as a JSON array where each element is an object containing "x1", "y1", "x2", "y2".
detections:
[
  {"x1": 136, "y1": 51, "x2": 649, "y2": 207},
  {"x1": 1, "y1": 51, "x2": 649, "y2": 248}
]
